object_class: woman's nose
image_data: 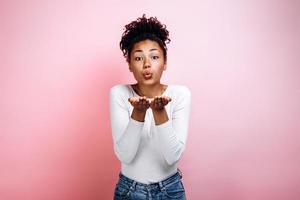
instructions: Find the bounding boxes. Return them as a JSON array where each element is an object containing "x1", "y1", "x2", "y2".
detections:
[
  {"x1": 143, "y1": 64, "x2": 150, "y2": 69},
  {"x1": 143, "y1": 59, "x2": 151, "y2": 69}
]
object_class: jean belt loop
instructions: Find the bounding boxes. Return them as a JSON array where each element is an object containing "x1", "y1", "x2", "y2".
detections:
[
  {"x1": 130, "y1": 181, "x2": 137, "y2": 191},
  {"x1": 158, "y1": 181, "x2": 165, "y2": 192}
]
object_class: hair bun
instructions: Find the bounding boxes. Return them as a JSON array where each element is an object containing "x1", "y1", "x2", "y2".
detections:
[{"x1": 124, "y1": 14, "x2": 170, "y2": 44}]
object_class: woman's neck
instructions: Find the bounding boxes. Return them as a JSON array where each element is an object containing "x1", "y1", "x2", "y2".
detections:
[{"x1": 133, "y1": 83, "x2": 167, "y2": 98}]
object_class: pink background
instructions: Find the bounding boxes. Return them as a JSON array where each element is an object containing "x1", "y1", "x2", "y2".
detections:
[{"x1": 1, "y1": 0, "x2": 300, "y2": 199}]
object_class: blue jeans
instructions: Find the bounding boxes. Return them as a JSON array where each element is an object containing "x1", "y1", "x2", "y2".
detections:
[{"x1": 113, "y1": 169, "x2": 186, "y2": 200}]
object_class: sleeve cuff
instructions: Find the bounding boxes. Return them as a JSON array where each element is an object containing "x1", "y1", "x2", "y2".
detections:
[
  {"x1": 155, "y1": 120, "x2": 172, "y2": 130},
  {"x1": 129, "y1": 117, "x2": 145, "y2": 126}
]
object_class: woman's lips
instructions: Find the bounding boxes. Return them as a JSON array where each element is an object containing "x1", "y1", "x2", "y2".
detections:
[{"x1": 143, "y1": 72, "x2": 153, "y2": 79}]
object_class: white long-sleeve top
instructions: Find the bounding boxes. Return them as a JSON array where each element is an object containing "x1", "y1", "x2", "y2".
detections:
[{"x1": 109, "y1": 84, "x2": 191, "y2": 183}]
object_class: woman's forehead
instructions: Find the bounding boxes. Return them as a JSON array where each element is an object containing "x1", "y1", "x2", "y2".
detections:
[{"x1": 132, "y1": 40, "x2": 162, "y2": 51}]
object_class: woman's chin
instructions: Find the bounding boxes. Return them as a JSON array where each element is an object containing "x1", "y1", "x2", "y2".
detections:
[
  {"x1": 137, "y1": 78, "x2": 154, "y2": 84},
  {"x1": 141, "y1": 81, "x2": 159, "y2": 86}
]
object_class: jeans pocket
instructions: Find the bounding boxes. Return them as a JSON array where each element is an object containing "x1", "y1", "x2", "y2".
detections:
[
  {"x1": 163, "y1": 180, "x2": 186, "y2": 199},
  {"x1": 114, "y1": 182, "x2": 131, "y2": 199}
]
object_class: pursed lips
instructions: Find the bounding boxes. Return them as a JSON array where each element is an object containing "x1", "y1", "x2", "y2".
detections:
[
  {"x1": 142, "y1": 70, "x2": 153, "y2": 79},
  {"x1": 142, "y1": 70, "x2": 152, "y2": 76}
]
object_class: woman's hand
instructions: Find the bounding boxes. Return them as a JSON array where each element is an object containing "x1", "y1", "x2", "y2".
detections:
[
  {"x1": 150, "y1": 96, "x2": 172, "y2": 111},
  {"x1": 128, "y1": 96, "x2": 151, "y2": 112}
]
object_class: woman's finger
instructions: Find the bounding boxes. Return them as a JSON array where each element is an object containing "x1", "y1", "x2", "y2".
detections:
[
  {"x1": 162, "y1": 97, "x2": 167, "y2": 105},
  {"x1": 159, "y1": 97, "x2": 163, "y2": 106},
  {"x1": 142, "y1": 98, "x2": 147, "y2": 106}
]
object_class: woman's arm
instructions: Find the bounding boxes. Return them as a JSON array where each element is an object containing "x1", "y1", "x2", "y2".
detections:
[
  {"x1": 155, "y1": 86, "x2": 192, "y2": 165},
  {"x1": 109, "y1": 86, "x2": 144, "y2": 164}
]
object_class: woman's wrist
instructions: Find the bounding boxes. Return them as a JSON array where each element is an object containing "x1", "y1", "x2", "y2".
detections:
[
  {"x1": 152, "y1": 107, "x2": 169, "y2": 125},
  {"x1": 131, "y1": 108, "x2": 147, "y2": 122}
]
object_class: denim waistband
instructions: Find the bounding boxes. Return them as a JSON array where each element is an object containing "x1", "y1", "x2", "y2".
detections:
[{"x1": 118, "y1": 169, "x2": 183, "y2": 190}]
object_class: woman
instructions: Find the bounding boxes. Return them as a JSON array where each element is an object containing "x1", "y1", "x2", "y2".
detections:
[{"x1": 110, "y1": 14, "x2": 191, "y2": 200}]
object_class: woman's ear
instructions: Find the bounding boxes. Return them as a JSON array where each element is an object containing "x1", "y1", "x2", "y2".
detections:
[
  {"x1": 128, "y1": 63, "x2": 132, "y2": 72},
  {"x1": 163, "y1": 63, "x2": 167, "y2": 70}
]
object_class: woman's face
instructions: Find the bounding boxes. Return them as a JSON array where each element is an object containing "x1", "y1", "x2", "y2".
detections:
[{"x1": 128, "y1": 39, "x2": 166, "y2": 86}]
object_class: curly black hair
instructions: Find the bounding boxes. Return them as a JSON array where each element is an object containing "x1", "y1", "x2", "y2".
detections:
[{"x1": 120, "y1": 14, "x2": 171, "y2": 63}]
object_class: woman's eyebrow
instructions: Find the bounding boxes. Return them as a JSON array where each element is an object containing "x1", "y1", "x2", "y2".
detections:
[
  {"x1": 133, "y1": 48, "x2": 159, "y2": 53},
  {"x1": 133, "y1": 49, "x2": 143, "y2": 53}
]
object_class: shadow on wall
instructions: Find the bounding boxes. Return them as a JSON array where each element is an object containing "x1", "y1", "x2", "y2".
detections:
[{"x1": 65, "y1": 55, "x2": 129, "y2": 199}]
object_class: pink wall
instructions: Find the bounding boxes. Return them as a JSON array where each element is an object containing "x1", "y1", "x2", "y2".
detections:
[{"x1": 1, "y1": 0, "x2": 299, "y2": 199}]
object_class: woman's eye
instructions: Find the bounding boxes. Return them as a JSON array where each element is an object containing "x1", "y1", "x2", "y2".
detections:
[
  {"x1": 152, "y1": 56, "x2": 159, "y2": 60},
  {"x1": 134, "y1": 57, "x2": 142, "y2": 61}
]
